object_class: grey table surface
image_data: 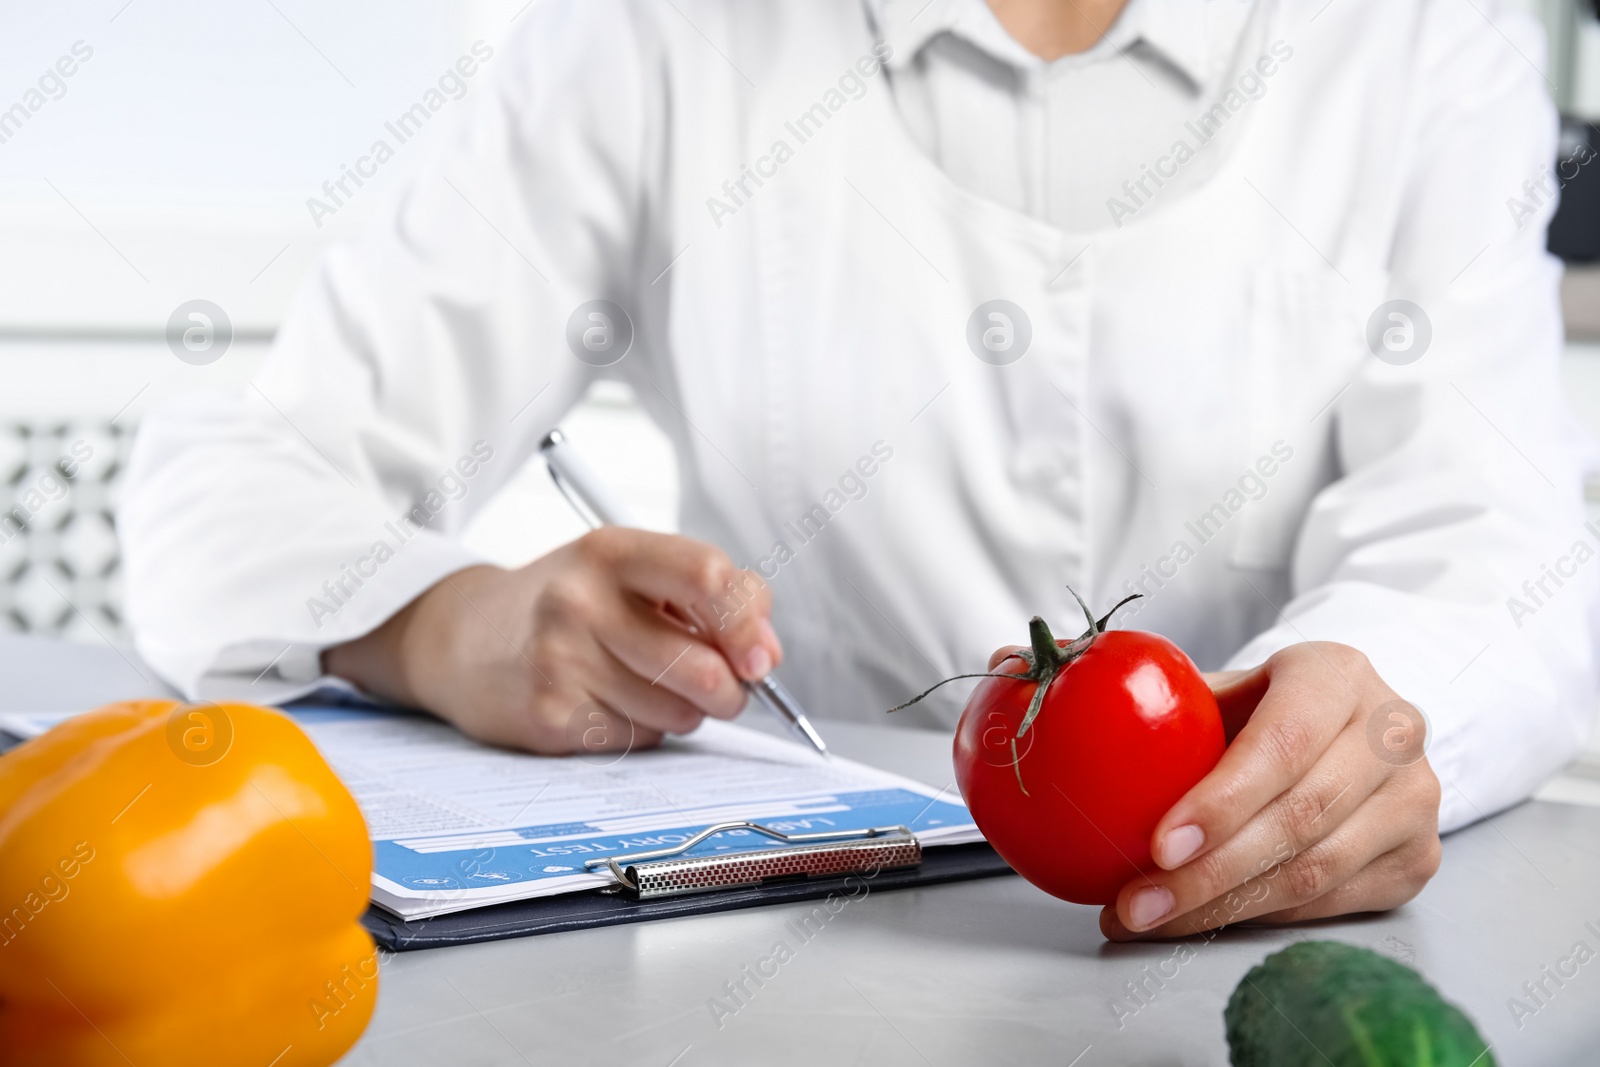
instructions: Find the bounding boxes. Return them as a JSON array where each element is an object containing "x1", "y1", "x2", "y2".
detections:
[{"x1": 4, "y1": 634, "x2": 1599, "y2": 1066}]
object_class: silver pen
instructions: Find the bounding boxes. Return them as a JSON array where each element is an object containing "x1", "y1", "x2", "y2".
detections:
[{"x1": 539, "y1": 429, "x2": 829, "y2": 756}]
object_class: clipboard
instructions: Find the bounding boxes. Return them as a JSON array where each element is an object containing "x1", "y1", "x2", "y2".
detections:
[
  {"x1": 361, "y1": 821, "x2": 1012, "y2": 951},
  {"x1": 4, "y1": 711, "x2": 1014, "y2": 952}
]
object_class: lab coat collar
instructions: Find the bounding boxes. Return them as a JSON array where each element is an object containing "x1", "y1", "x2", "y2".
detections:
[{"x1": 866, "y1": 0, "x2": 1248, "y2": 93}]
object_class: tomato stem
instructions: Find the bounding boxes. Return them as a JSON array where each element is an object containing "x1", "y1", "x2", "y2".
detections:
[
  {"x1": 1028, "y1": 616, "x2": 1068, "y2": 672},
  {"x1": 883, "y1": 589, "x2": 1144, "y2": 795}
]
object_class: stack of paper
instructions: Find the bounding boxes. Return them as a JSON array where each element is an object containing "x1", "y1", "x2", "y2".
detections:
[{"x1": 0, "y1": 704, "x2": 981, "y2": 920}]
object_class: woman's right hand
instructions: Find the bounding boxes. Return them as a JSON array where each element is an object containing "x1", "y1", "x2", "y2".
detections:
[{"x1": 322, "y1": 528, "x2": 783, "y2": 755}]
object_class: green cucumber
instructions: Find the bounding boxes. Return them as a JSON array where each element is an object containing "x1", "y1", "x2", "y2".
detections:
[{"x1": 1226, "y1": 941, "x2": 1495, "y2": 1067}]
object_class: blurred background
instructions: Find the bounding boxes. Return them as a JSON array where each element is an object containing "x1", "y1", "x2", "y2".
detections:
[
  {"x1": 2, "y1": 0, "x2": 1597, "y2": 667},
  {"x1": 0, "y1": 0, "x2": 680, "y2": 647}
]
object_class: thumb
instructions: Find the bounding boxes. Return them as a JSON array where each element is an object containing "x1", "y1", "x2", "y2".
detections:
[
  {"x1": 1207, "y1": 663, "x2": 1271, "y2": 743},
  {"x1": 987, "y1": 645, "x2": 1027, "y2": 671}
]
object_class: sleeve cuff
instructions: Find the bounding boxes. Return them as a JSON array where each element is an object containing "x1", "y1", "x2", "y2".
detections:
[{"x1": 137, "y1": 533, "x2": 490, "y2": 703}]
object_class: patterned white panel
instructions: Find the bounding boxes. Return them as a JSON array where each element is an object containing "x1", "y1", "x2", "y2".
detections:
[{"x1": 0, "y1": 421, "x2": 132, "y2": 641}]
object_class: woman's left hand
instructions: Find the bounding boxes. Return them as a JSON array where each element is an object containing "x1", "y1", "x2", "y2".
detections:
[{"x1": 1101, "y1": 641, "x2": 1442, "y2": 940}]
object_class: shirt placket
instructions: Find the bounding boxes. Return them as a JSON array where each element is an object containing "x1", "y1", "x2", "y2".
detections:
[{"x1": 1020, "y1": 64, "x2": 1049, "y2": 224}]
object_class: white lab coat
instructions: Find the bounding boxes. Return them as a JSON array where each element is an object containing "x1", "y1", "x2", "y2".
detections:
[{"x1": 120, "y1": 0, "x2": 1599, "y2": 832}]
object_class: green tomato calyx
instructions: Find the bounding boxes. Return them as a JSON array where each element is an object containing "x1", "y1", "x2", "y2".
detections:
[
  {"x1": 884, "y1": 588, "x2": 1142, "y2": 728},
  {"x1": 885, "y1": 589, "x2": 1142, "y2": 796}
]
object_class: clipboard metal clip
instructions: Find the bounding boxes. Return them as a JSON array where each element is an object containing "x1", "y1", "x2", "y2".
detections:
[{"x1": 583, "y1": 821, "x2": 921, "y2": 900}]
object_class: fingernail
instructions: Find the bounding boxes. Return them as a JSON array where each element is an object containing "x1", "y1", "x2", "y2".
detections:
[
  {"x1": 744, "y1": 645, "x2": 772, "y2": 679},
  {"x1": 1158, "y1": 824, "x2": 1204, "y2": 869},
  {"x1": 757, "y1": 617, "x2": 779, "y2": 652},
  {"x1": 1127, "y1": 886, "x2": 1174, "y2": 931}
]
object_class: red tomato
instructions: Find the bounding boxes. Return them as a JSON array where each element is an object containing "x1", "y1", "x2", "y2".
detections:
[{"x1": 952, "y1": 611, "x2": 1224, "y2": 905}]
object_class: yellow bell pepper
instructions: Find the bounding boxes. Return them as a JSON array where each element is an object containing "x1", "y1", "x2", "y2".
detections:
[{"x1": 0, "y1": 700, "x2": 378, "y2": 1066}]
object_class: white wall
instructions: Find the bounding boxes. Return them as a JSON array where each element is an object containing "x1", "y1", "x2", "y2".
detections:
[{"x1": 0, "y1": 0, "x2": 532, "y2": 332}]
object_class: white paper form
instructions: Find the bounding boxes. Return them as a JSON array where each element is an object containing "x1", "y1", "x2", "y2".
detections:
[{"x1": 297, "y1": 706, "x2": 980, "y2": 918}]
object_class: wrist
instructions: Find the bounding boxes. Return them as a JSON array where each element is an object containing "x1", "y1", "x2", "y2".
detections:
[{"x1": 322, "y1": 564, "x2": 504, "y2": 709}]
